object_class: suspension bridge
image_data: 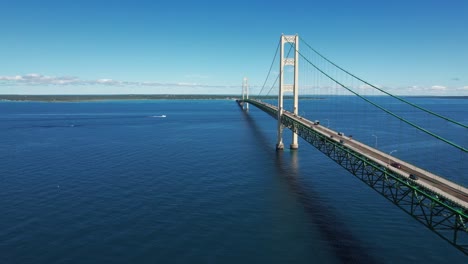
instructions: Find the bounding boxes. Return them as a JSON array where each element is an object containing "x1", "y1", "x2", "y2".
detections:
[{"x1": 237, "y1": 34, "x2": 468, "y2": 255}]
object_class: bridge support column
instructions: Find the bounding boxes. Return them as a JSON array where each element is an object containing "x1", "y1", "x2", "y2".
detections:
[
  {"x1": 290, "y1": 35, "x2": 299, "y2": 150},
  {"x1": 276, "y1": 71, "x2": 284, "y2": 150},
  {"x1": 243, "y1": 77, "x2": 249, "y2": 110},
  {"x1": 277, "y1": 34, "x2": 299, "y2": 150}
]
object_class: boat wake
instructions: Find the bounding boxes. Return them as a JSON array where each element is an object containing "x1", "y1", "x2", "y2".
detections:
[{"x1": 150, "y1": 115, "x2": 166, "y2": 118}]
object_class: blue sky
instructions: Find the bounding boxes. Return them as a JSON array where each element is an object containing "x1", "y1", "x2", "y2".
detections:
[{"x1": 0, "y1": 0, "x2": 467, "y2": 95}]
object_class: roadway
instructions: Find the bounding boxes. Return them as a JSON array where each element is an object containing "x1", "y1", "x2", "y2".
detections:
[{"x1": 257, "y1": 100, "x2": 468, "y2": 210}]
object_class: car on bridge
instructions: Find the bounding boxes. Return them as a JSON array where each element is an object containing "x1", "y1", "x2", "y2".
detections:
[
  {"x1": 391, "y1": 162, "x2": 402, "y2": 169},
  {"x1": 409, "y1": 174, "x2": 419, "y2": 180}
]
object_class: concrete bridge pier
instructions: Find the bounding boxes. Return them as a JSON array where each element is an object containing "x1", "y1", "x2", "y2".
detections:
[
  {"x1": 276, "y1": 107, "x2": 284, "y2": 150},
  {"x1": 290, "y1": 142, "x2": 298, "y2": 150},
  {"x1": 276, "y1": 141, "x2": 284, "y2": 150}
]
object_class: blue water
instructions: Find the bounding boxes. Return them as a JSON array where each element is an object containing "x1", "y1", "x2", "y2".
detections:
[{"x1": 0, "y1": 98, "x2": 466, "y2": 263}]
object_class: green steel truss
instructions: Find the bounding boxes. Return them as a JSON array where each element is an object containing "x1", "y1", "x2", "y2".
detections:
[{"x1": 238, "y1": 99, "x2": 468, "y2": 255}]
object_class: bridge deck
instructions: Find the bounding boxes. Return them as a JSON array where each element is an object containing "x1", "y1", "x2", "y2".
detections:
[{"x1": 253, "y1": 100, "x2": 468, "y2": 210}]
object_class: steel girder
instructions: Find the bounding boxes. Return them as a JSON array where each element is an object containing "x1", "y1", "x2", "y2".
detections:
[{"x1": 240, "y1": 99, "x2": 468, "y2": 255}]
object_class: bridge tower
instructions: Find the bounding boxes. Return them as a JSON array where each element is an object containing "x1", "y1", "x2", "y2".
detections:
[
  {"x1": 242, "y1": 77, "x2": 249, "y2": 110},
  {"x1": 277, "y1": 34, "x2": 299, "y2": 150}
]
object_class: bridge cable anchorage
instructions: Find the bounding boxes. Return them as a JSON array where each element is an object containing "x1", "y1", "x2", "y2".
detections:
[
  {"x1": 300, "y1": 38, "x2": 468, "y2": 129},
  {"x1": 286, "y1": 42, "x2": 468, "y2": 153},
  {"x1": 257, "y1": 39, "x2": 281, "y2": 98}
]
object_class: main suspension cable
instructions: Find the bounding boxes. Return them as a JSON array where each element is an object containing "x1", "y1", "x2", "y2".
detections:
[
  {"x1": 300, "y1": 38, "x2": 468, "y2": 129},
  {"x1": 257, "y1": 39, "x2": 281, "y2": 97},
  {"x1": 288, "y1": 42, "x2": 467, "y2": 153}
]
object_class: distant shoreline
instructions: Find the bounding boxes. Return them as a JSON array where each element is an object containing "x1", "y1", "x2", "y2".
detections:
[
  {"x1": 0, "y1": 94, "x2": 465, "y2": 102},
  {"x1": 0, "y1": 94, "x2": 245, "y2": 102},
  {"x1": 0, "y1": 94, "x2": 317, "y2": 102}
]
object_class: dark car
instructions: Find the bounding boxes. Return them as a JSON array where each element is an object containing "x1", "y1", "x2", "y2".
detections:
[
  {"x1": 409, "y1": 174, "x2": 419, "y2": 180},
  {"x1": 390, "y1": 162, "x2": 401, "y2": 169}
]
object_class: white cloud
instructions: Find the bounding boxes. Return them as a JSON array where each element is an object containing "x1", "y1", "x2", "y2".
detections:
[
  {"x1": 95, "y1": 79, "x2": 124, "y2": 85},
  {"x1": 1, "y1": 73, "x2": 467, "y2": 96},
  {"x1": 357, "y1": 84, "x2": 381, "y2": 90},
  {"x1": 0, "y1": 73, "x2": 225, "y2": 89},
  {"x1": 176, "y1": 82, "x2": 199, "y2": 86},
  {"x1": 403, "y1": 85, "x2": 422, "y2": 93},
  {"x1": 0, "y1": 74, "x2": 81, "y2": 85},
  {"x1": 430, "y1": 85, "x2": 447, "y2": 91},
  {"x1": 96, "y1": 79, "x2": 113, "y2": 83},
  {"x1": 0, "y1": 75, "x2": 23, "y2": 81}
]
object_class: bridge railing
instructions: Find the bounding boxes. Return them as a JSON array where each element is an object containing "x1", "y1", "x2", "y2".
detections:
[{"x1": 239, "y1": 98, "x2": 468, "y2": 255}]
